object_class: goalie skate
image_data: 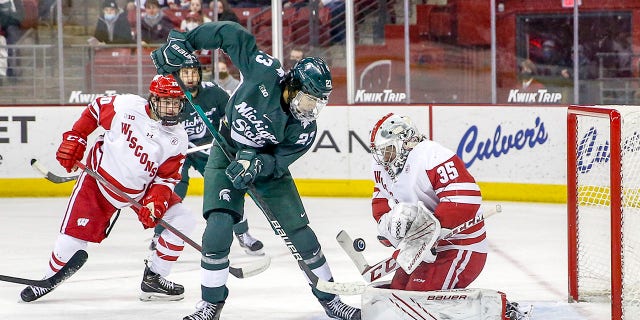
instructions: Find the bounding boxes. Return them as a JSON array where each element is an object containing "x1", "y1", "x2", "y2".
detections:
[
  {"x1": 139, "y1": 263, "x2": 184, "y2": 301},
  {"x1": 319, "y1": 296, "x2": 362, "y2": 320}
]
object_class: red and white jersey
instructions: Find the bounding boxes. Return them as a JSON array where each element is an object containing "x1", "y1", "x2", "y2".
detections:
[
  {"x1": 73, "y1": 94, "x2": 187, "y2": 208},
  {"x1": 372, "y1": 140, "x2": 487, "y2": 254}
]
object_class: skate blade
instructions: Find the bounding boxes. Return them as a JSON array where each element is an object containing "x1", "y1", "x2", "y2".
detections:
[{"x1": 139, "y1": 292, "x2": 184, "y2": 302}]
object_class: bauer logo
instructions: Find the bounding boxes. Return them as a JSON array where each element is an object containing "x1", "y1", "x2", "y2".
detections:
[
  {"x1": 507, "y1": 89, "x2": 562, "y2": 103},
  {"x1": 355, "y1": 89, "x2": 406, "y2": 103},
  {"x1": 456, "y1": 117, "x2": 549, "y2": 168}
]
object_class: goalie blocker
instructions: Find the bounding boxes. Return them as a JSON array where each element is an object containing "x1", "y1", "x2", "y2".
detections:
[{"x1": 362, "y1": 282, "x2": 508, "y2": 320}]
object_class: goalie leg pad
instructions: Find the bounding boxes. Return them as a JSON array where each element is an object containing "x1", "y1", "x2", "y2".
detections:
[{"x1": 362, "y1": 281, "x2": 507, "y2": 320}]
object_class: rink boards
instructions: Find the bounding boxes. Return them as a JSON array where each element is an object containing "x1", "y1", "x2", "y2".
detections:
[{"x1": 0, "y1": 104, "x2": 567, "y2": 202}]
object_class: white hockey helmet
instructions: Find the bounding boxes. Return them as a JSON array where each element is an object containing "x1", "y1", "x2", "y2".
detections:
[{"x1": 370, "y1": 113, "x2": 424, "y2": 178}]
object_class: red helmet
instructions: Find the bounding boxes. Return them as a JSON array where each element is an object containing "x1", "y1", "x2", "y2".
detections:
[{"x1": 149, "y1": 74, "x2": 184, "y2": 98}]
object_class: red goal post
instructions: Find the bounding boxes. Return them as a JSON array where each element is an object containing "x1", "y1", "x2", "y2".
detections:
[{"x1": 567, "y1": 105, "x2": 640, "y2": 320}]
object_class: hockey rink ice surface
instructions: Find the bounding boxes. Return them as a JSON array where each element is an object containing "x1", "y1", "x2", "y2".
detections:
[{"x1": 0, "y1": 197, "x2": 611, "y2": 319}]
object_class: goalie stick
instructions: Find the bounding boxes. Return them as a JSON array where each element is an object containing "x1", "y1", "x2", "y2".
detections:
[
  {"x1": 0, "y1": 250, "x2": 88, "y2": 287},
  {"x1": 338, "y1": 204, "x2": 502, "y2": 284},
  {"x1": 73, "y1": 160, "x2": 269, "y2": 279},
  {"x1": 31, "y1": 143, "x2": 214, "y2": 184},
  {"x1": 172, "y1": 74, "x2": 364, "y2": 296}
]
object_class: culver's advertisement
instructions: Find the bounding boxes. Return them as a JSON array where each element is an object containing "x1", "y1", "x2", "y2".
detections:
[{"x1": 431, "y1": 106, "x2": 567, "y2": 184}]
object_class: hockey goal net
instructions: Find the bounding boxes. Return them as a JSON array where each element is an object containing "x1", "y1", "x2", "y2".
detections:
[{"x1": 567, "y1": 105, "x2": 640, "y2": 320}]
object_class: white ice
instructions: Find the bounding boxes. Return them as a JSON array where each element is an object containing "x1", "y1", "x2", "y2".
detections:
[{"x1": 0, "y1": 197, "x2": 611, "y2": 319}]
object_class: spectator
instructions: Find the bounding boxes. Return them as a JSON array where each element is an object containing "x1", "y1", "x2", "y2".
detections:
[
  {"x1": 127, "y1": 0, "x2": 171, "y2": 11},
  {"x1": 0, "y1": 0, "x2": 25, "y2": 78},
  {"x1": 216, "y1": 60, "x2": 239, "y2": 94},
  {"x1": 168, "y1": 0, "x2": 190, "y2": 10},
  {"x1": 140, "y1": 0, "x2": 175, "y2": 44},
  {"x1": 518, "y1": 59, "x2": 545, "y2": 93},
  {"x1": 180, "y1": 11, "x2": 205, "y2": 32},
  {"x1": 90, "y1": 0, "x2": 134, "y2": 45},
  {"x1": 284, "y1": 47, "x2": 304, "y2": 70},
  {"x1": 213, "y1": 0, "x2": 238, "y2": 23},
  {"x1": 180, "y1": 0, "x2": 211, "y2": 31}
]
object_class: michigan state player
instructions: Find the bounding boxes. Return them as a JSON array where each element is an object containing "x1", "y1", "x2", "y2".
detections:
[
  {"x1": 149, "y1": 56, "x2": 265, "y2": 256},
  {"x1": 151, "y1": 21, "x2": 361, "y2": 320}
]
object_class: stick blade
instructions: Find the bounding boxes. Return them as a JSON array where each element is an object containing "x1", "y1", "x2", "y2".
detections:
[
  {"x1": 336, "y1": 230, "x2": 370, "y2": 273},
  {"x1": 229, "y1": 255, "x2": 271, "y2": 278},
  {"x1": 46, "y1": 250, "x2": 88, "y2": 288}
]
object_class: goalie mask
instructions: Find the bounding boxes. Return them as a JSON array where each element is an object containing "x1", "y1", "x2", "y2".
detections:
[
  {"x1": 148, "y1": 74, "x2": 185, "y2": 126},
  {"x1": 370, "y1": 113, "x2": 425, "y2": 179},
  {"x1": 286, "y1": 57, "x2": 332, "y2": 122}
]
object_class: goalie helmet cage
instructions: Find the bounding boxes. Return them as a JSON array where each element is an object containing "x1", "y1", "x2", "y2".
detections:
[{"x1": 567, "y1": 105, "x2": 640, "y2": 320}]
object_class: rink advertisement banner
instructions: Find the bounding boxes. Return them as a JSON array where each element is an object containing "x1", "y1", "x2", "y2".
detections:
[
  {"x1": 1, "y1": 105, "x2": 567, "y2": 201},
  {"x1": 0, "y1": 106, "x2": 83, "y2": 178},
  {"x1": 431, "y1": 105, "x2": 568, "y2": 184}
]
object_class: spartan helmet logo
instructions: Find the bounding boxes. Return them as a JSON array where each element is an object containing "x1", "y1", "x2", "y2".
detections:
[{"x1": 219, "y1": 189, "x2": 231, "y2": 202}]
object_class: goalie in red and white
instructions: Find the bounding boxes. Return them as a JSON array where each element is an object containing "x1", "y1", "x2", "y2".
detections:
[
  {"x1": 370, "y1": 113, "x2": 488, "y2": 290},
  {"x1": 365, "y1": 113, "x2": 522, "y2": 320},
  {"x1": 19, "y1": 75, "x2": 196, "y2": 303}
]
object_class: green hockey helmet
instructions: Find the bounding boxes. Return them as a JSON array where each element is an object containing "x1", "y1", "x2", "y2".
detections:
[{"x1": 287, "y1": 57, "x2": 332, "y2": 122}]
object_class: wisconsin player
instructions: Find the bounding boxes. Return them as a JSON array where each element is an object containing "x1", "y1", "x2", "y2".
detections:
[
  {"x1": 151, "y1": 21, "x2": 360, "y2": 320},
  {"x1": 367, "y1": 113, "x2": 529, "y2": 320},
  {"x1": 370, "y1": 113, "x2": 487, "y2": 292},
  {"x1": 20, "y1": 75, "x2": 196, "y2": 303},
  {"x1": 149, "y1": 56, "x2": 266, "y2": 256}
]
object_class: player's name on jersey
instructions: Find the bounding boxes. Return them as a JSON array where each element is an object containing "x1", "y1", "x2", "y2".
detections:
[
  {"x1": 355, "y1": 89, "x2": 407, "y2": 103},
  {"x1": 507, "y1": 88, "x2": 562, "y2": 103},
  {"x1": 68, "y1": 90, "x2": 118, "y2": 104}
]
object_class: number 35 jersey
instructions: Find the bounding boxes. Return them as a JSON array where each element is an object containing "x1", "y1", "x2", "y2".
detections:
[{"x1": 371, "y1": 140, "x2": 488, "y2": 253}]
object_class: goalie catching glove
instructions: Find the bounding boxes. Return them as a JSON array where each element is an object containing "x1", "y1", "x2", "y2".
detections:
[
  {"x1": 151, "y1": 29, "x2": 197, "y2": 76},
  {"x1": 225, "y1": 149, "x2": 275, "y2": 189},
  {"x1": 136, "y1": 184, "x2": 171, "y2": 229},
  {"x1": 56, "y1": 130, "x2": 87, "y2": 173}
]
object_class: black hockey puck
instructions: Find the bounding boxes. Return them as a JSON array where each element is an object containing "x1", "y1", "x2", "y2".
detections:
[{"x1": 353, "y1": 238, "x2": 366, "y2": 252}]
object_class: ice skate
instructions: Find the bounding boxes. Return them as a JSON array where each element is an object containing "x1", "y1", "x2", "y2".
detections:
[
  {"x1": 139, "y1": 263, "x2": 184, "y2": 301},
  {"x1": 235, "y1": 231, "x2": 264, "y2": 256},
  {"x1": 183, "y1": 300, "x2": 224, "y2": 320},
  {"x1": 319, "y1": 296, "x2": 361, "y2": 320},
  {"x1": 19, "y1": 285, "x2": 53, "y2": 302}
]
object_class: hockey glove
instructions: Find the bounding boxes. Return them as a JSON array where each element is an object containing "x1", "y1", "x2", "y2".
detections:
[
  {"x1": 138, "y1": 185, "x2": 171, "y2": 229},
  {"x1": 150, "y1": 30, "x2": 196, "y2": 76},
  {"x1": 225, "y1": 149, "x2": 267, "y2": 189},
  {"x1": 385, "y1": 202, "x2": 419, "y2": 240},
  {"x1": 56, "y1": 130, "x2": 87, "y2": 173}
]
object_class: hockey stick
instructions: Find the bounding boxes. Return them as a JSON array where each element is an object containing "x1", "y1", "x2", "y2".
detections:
[
  {"x1": 173, "y1": 74, "x2": 363, "y2": 295},
  {"x1": 31, "y1": 143, "x2": 214, "y2": 184},
  {"x1": 73, "y1": 161, "x2": 269, "y2": 279},
  {"x1": 338, "y1": 204, "x2": 502, "y2": 283},
  {"x1": 0, "y1": 250, "x2": 88, "y2": 287}
]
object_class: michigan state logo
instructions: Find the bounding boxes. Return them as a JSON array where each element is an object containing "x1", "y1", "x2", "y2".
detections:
[{"x1": 219, "y1": 189, "x2": 231, "y2": 202}]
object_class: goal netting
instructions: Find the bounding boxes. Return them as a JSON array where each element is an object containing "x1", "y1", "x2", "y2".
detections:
[{"x1": 567, "y1": 105, "x2": 640, "y2": 320}]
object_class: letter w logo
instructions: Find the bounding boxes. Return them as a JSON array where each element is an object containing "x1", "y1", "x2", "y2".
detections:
[{"x1": 77, "y1": 218, "x2": 90, "y2": 227}]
